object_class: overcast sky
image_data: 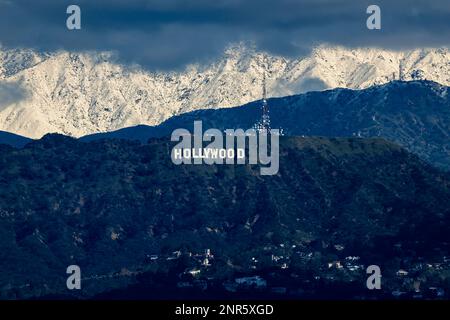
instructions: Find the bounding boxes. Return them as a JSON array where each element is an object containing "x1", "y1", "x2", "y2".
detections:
[{"x1": 0, "y1": 0, "x2": 449, "y2": 70}]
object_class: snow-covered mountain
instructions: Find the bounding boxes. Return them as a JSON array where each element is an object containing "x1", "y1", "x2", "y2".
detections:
[{"x1": 0, "y1": 44, "x2": 449, "y2": 138}]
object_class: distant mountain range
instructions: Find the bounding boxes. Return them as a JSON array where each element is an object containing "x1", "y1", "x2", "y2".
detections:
[
  {"x1": 81, "y1": 80, "x2": 450, "y2": 171},
  {"x1": 1, "y1": 80, "x2": 448, "y2": 170},
  {"x1": 0, "y1": 134, "x2": 449, "y2": 299},
  {"x1": 1, "y1": 46, "x2": 449, "y2": 300},
  {"x1": 0, "y1": 45, "x2": 449, "y2": 138}
]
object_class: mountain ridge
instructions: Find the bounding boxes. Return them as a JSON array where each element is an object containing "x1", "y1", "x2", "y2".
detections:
[
  {"x1": 0, "y1": 130, "x2": 31, "y2": 148},
  {"x1": 81, "y1": 80, "x2": 450, "y2": 170},
  {"x1": 0, "y1": 44, "x2": 449, "y2": 138}
]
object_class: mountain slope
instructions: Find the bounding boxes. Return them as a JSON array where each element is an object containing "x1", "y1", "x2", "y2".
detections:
[
  {"x1": 0, "y1": 131, "x2": 31, "y2": 148},
  {"x1": 82, "y1": 80, "x2": 450, "y2": 170},
  {"x1": 0, "y1": 45, "x2": 449, "y2": 138},
  {"x1": 0, "y1": 135, "x2": 449, "y2": 298}
]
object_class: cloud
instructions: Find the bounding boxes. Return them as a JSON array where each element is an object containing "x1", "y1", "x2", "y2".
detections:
[
  {"x1": 293, "y1": 78, "x2": 329, "y2": 94},
  {"x1": 0, "y1": 81, "x2": 29, "y2": 110},
  {"x1": 0, "y1": 0, "x2": 449, "y2": 70}
]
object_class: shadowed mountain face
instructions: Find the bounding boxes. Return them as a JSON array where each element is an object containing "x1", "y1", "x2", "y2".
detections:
[
  {"x1": 0, "y1": 131, "x2": 31, "y2": 148},
  {"x1": 82, "y1": 81, "x2": 450, "y2": 170},
  {"x1": 0, "y1": 135, "x2": 449, "y2": 299}
]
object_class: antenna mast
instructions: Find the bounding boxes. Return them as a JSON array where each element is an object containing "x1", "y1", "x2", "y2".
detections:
[
  {"x1": 260, "y1": 56, "x2": 271, "y2": 133},
  {"x1": 399, "y1": 60, "x2": 404, "y2": 81}
]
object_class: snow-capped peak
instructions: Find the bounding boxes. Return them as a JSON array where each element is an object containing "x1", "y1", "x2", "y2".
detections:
[{"x1": 0, "y1": 44, "x2": 449, "y2": 138}]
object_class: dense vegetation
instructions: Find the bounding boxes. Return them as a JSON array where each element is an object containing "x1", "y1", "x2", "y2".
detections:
[{"x1": 0, "y1": 134, "x2": 449, "y2": 299}]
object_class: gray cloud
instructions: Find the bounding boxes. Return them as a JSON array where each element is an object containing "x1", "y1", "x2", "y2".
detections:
[
  {"x1": 0, "y1": 0, "x2": 449, "y2": 70},
  {"x1": 293, "y1": 78, "x2": 329, "y2": 94},
  {"x1": 0, "y1": 81, "x2": 29, "y2": 110}
]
